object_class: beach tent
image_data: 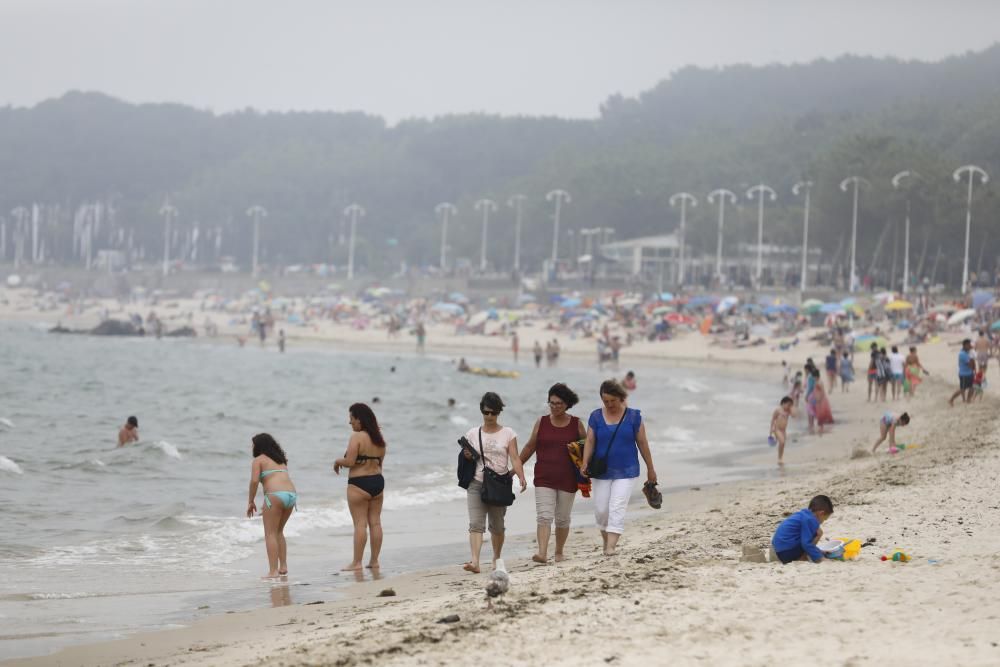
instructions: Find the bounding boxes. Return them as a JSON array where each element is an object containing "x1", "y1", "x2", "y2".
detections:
[
  {"x1": 716, "y1": 296, "x2": 739, "y2": 314},
  {"x1": 972, "y1": 290, "x2": 995, "y2": 309},
  {"x1": 947, "y1": 309, "x2": 977, "y2": 326},
  {"x1": 885, "y1": 300, "x2": 914, "y2": 311}
]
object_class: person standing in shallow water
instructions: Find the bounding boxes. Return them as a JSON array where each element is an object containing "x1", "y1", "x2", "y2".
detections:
[
  {"x1": 334, "y1": 403, "x2": 387, "y2": 571},
  {"x1": 519, "y1": 383, "x2": 587, "y2": 564},
  {"x1": 118, "y1": 416, "x2": 139, "y2": 446},
  {"x1": 247, "y1": 433, "x2": 297, "y2": 579}
]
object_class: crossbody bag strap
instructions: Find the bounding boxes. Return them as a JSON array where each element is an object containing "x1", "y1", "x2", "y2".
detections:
[
  {"x1": 478, "y1": 428, "x2": 494, "y2": 474},
  {"x1": 599, "y1": 408, "x2": 628, "y2": 460}
]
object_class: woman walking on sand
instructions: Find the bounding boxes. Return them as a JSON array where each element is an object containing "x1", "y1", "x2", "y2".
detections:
[
  {"x1": 334, "y1": 403, "x2": 387, "y2": 571},
  {"x1": 461, "y1": 392, "x2": 527, "y2": 573},
  {"x1": 581, "y1": 379, "x2": 658, "y2": 556},
  {"x1": 519, "y1": 383, "x2": 587, "y2": 564},
  {"x1": 247, "y1": 433, "x2": 297, "y2": 579}
]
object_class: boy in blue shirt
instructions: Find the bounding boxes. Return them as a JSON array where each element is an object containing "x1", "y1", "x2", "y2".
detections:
[{"x1": 771, "y1": 495, "x2": 833, "y2": 564}]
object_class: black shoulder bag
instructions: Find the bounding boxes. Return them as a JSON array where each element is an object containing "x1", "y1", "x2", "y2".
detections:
[
  {"x1": 587, "y1": 408, "x2": 628, "y2": 478},
  {"x1": 478, "y1": 428, "x2": 515, "y2": 507}
]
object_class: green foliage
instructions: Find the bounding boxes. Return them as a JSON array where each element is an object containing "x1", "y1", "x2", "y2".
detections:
[{"x1": 2, "y1": 46, "x2": 999, "y2": 279}]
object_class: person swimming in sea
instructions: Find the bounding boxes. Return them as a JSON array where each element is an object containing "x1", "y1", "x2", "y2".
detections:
[
  {"x1": 118, "y1": 416, "x2": 139, "y2": 446},
  {"x1": 247, "y1": 433, "x2": 297, "y2": 579}
]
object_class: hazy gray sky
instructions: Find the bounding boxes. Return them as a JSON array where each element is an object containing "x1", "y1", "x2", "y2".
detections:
[{"x1": 2, "y1": 1, "x2": 998, "y2": 122}]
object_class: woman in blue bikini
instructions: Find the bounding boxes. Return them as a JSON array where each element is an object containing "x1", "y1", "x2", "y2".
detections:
[
  {"x1": 334, "y1": 403, "x2": 387, "y2": 571},
  {"x1": 247, "y1": 433, "x2": 297, "y2": 579}
]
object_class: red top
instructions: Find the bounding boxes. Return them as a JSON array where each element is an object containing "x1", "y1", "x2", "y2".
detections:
[{"x1": 533, "y1": 415, "x2": 580, "y2": 493}]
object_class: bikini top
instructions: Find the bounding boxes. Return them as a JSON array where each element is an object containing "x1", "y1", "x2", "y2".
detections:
[
  {"x1": 259, "y1": 468, "x2": 287, "y2": 481},
  {"x1": 355, "y1": 453, "x2": 383, "y2": 465}
]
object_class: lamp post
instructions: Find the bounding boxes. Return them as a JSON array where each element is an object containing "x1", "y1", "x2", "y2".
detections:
[
  {"x1": 435, "y1": 202, "x2": 457, "y2": 271},
  {"x1": 507, "y1": 194, "x2": 526, "y2": 273},
  {"x1": 474, "y1": 198, "x2": 498, "y2": 272},
  {"x1": 158, "y1": 199, "x2": 178, "y2": 277},
  {"x1": 953, "y1": 165, "x2": 989, "y2": 295},
  {"x1": 792, "y1": 180, "x2": 813, "y2": 293},
  {"x1": 545, "y1": 189, "x2": 571, "y2": 264},
  {"x1": 245, "y1": 205, "x2": 267, "y2": 278},
  {"x1": 746, "y1": 184, "x2": 777, "y2": 284},
  {"x1": 669, "y1": 192, "x2": 697, "y2": 286},
  {"x1": 343, "y1": 204, "x2": 365, "y2": 280},
  {"x1": 707, "y1": 189, "x2": 737, "y2": 281},
  {"x1": 891, "y1": 170, "x2": 922, "y2": 295},
  {"x1": 839, "y1": 176, "x2": 870, "y2": 293}
]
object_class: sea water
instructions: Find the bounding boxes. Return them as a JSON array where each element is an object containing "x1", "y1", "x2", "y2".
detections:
[{"x1": 0, "y1": 322, "x2": 776, "y2": 659}]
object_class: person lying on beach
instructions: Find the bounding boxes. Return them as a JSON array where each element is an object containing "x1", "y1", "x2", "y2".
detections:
[
  {"x1": 247, "y1": 433, "x2": 297, "y2": 579},
  {"x1": 872, "y1": 411, "x2": 910, "y2": 454},
  {"x1": 769, "y1": 397, "x2": 794, "y2": 465},
  {"x1": 771, "y1": 495, "x2": 833, "y2": 564},
  {"x1": 117, "y1": 416, "x2": 139, "y2": 446}
]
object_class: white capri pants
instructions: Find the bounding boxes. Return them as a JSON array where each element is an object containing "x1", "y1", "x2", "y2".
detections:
[
  {"x1": 535, "y1": 486, "x2": 575, "y2": 529},
  {"x1": 592, "y1": 477, "x2": 637, "y2": 535}
]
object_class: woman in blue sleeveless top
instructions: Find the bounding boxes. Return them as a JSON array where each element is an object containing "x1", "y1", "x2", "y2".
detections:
[{"x1": 581, "y1": 379, "x2": 658, "y2": 555}]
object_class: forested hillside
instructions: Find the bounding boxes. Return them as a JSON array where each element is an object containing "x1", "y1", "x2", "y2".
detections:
[{"x1": 2, "y1": 44, "x2": 998, "y2": 280}]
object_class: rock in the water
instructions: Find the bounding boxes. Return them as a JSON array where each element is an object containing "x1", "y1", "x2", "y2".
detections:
[
  {"x1": 90, "y1": 320, "x2": 142, "y2": 336},
  {"x1": 165, "y1": 326, "x2": 197, "y2": 337},
  {"x1": 377, "y1": 588, "x2": 396, "y2": 597}
]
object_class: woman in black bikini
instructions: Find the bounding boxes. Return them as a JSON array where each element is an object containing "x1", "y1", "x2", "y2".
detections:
[{"x1": 334, "y1": 402, "x2": 386, "y2": 571}]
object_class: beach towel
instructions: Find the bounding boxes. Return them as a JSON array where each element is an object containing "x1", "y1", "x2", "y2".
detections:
[
  {"x1": 903, "y1": 363, "x2": 922, "y2": 394},
  {"x1": 565, "y1": 439, "x2": 592, "y2": 497}
]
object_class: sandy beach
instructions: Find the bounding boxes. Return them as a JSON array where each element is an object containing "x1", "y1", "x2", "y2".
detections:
[{"x1": 2, "y1": 286, "x2": 999, "y2": 666}]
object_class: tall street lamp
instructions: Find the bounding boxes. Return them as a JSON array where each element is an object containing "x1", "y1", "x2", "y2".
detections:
[
  {"x1": 746, "y1": 184, "x2": 777, "y2": 284},
  {"x1": 474, "y1": 198, "x2": 497, "y2": 272},
  {"x1": 343, "y1": 204, "x2": 365, "y2": 280},
  {"x1": 507, "y1": 194, "x2": 526, "y2": 273},
  {"x1": 669, "y1": 192, "x2": 697, "y2": 286},
  {"x1": 246, "y1": 205, "x2": 267, "y2": 278},
  {"x1": 953, "y1": 165, "x2": 989, "y2": 294},
  {"x1": 707, "y1": 189, "x2": 737, "y2": 281},
  {"x1": 435, "y1": 202, "x2": 457, "y2": 271},
  {"x1": 792, "y1": 180, "x2": 813, "y2": 293},
  {"x1": 840, "y1": 176, "x2": 871, "y2": 293},
  {"x1": 891, "y1": 170, "x2": 922, "y2": 295},
  {"x1": 546, "y1": 189, "x2": 571, "y2": 264},
  {"x1": 158, "y1": 199, "x2": 178, "y2": 277}
]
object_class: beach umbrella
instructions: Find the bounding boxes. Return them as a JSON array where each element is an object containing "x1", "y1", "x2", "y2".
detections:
[
  {"x1": 664, "y1": 312, "x2": 695, "y2": 325},
  {"x1": 431, "y1": 302, "x2": 464, "y2": 315},
  {"x1": 991, "y1": 320, "x2": 1000, "y2": 331},
  {"x1": 820, "y1": 302, "x2": 844, "y2": 314},
  {"x1": 947, "y1": 309, "x2": 977, "y2": 326},
  {"x1": 885, "y1": 300, "x2": 914, "y2": 311},
  {"x1": 716, "y1": 296, "x2": 739, "y2": 314},
  {"x1": 873, "y1": 291, "x2": 896, "y2": 304},
  {"x1": 972, "y1": 290, "x2": 995, "y2": 309},
  {"x1": 687, "y1": 295, "x2": 716, "y2": 307},
  {"x1": 652, "y1": 305, "x2": 674, "y2": 316},
  {"x1": 448, "y1": 292, "x2": 469, "y2": 304},
  {"x1": 658, "y1": 292, "x2": 674, "y2": 302},
  {"x1": 560, "y1": 297, "x2": 582, "y2": 308},
  {"x1": 839, "y1": 297, "x2": 857, "y2": 307}
]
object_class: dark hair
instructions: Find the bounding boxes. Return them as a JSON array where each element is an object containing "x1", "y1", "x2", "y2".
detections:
[
  {"x1": 625, "y1": 371, "x2": 635, "y2": 379},
  {"x1": 599, "y1": 379, "x2": 628, "y2": 400},
  {"x1": 808, "y1": 494, "x2": 834, "y2": 514},
  {"x1": 830, "y1": 349, "x2": 836, "y2": 355},
  {"x1": 548, "y1": 383, "x2": 579, "y2": 408},
  {"x1": 127, "y1": 416, "x2": 138, "y2": 427},
  {"x1": 899, "y1": 412, "x2": 910, "y2": 425},
  {"x1": 479, "y1": 392, "x2": 505, "y2": 414},
  {"x1": 909, "y1": 347, "x2": 917, "y2": 352},
  {"x1": 810, "y1": 368, "x2": 821, "y2": 378},
  {"x1": 252, "y1": 433, "x2": 288, "y2": 464},
  {"x1": 962, "y1": 338, "x2": 972, "y2": 346},
  {"x1": 870, "y1": 342, "x2": 878, "y2": 350},
  {"x1": 349, "y1": 403, "x2": 385, "y2": 446},
  {"x1": 880, "y1": 348, "x2": 887, "y2": 354},
  {"x1": 891, "y1": 346, "x2": 898, "y2": 353},
  {"x1": 780, "y1": 396, "x2": 793, "y2": 406}
]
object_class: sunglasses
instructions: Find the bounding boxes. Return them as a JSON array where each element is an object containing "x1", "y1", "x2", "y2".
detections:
[{"x1": 481, "y1": 410, "x2": 498, "y2": 416}]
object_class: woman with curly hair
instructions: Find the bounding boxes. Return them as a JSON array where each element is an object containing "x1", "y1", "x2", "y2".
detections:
[
  {"x1": 334, "y1": 403, "x2": 387, "y2": 571},
  {"x1": 247, "y1": 433, "x2": 297, "y2": 579}
]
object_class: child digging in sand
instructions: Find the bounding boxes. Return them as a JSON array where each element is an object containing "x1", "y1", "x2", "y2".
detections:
[
  {"x1": 769, "y1": 396, "x2": 794, "y2": 466},
  {"x1": 872, "y1": 411, "x2": 910, "y2": 454},
  {"x1": 771, "y1": 495, "x2": 833, "y2": 564}
]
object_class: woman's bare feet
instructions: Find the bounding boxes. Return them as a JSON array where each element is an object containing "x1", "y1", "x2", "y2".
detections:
[
  {"x1": 462, "y1": 561, "x2": 480, "y2": 574},
  {"x1": 531, "y1": 554, "x2": 548, "y2": 564},
  {"x1": 261, "y1": 572, "x2": 281, "y2": 580},
  {"x1": 341, "y1": 562, "x2": 363, "y2": 571},
  {"x1": 277, "y1": 570, "x2": 288, "y2": 576},
  {"x1": 554, "y1": 554, "x2": 565, "y2": 562},
  {"x1": 365, "y1": 561, "x2": 380, "y2": 569}
]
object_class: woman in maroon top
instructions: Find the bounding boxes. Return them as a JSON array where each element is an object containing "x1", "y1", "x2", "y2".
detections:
[{"x1": 519, "y1": 383, "x2": 587, "y2": 563}]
